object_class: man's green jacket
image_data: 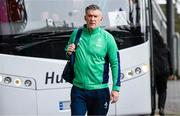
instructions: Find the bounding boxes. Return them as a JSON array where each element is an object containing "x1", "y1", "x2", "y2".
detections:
[{"x1": 66, "y1": 25, "x2": 121, "y2": 91}]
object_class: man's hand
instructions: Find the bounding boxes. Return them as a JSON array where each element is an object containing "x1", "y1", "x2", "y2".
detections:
[
  {"x1": 110, "y1": 90, "x2": 119, "y2": 104},
  {"x1": 67, "y1": 44, "x2": 75, "y2": 55},
  {"x1": 168, "y1": 75, "x2": 176, "y2": 80}
]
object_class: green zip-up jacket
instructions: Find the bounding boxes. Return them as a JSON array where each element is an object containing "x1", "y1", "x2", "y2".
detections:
[{"x1": 66, "y1": 25, "x2": 121, "y2": 91}]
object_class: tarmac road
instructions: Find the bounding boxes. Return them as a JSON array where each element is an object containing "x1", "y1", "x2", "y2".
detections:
[{"x1": 164, "y1": 80, "x2": 180, "y2": 115}]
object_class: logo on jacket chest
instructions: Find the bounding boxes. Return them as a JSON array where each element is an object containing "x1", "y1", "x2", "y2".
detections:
[
  {"x1": 88, "y1": 38, "x2": 106, "y2": 57},
  {"x1": 95, "y1": 38, "x2": 103, "y2": 47}
]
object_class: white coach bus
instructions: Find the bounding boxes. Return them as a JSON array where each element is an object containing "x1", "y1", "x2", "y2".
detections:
[{"x1": 0, "y1": 0, "x2": 154, "y2": 115}]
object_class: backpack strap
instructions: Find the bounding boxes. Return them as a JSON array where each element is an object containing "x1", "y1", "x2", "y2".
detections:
[
  {"x1": 74, "y1": 28, "x2": 83, "y2": 47},
  {"x1": 70, "y1": 28, "x2": 83, "y2": 65}
]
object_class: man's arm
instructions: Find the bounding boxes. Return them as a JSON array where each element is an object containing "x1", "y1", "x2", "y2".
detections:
[
  {"x1": 107, "y1": 34, "x2": 121, "y2": 103},
  {"x1": 65, "y1": 29, "x2": 78, "y2": 58}
]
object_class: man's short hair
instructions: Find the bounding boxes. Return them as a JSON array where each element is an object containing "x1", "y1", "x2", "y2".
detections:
[{"x1": 85, "y1": 4, "x2": 101, "y2": 14}]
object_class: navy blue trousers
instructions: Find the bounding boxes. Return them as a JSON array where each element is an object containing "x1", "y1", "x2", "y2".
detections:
[{"x1": 70, "y1": 86, "x2": 110, "y2": 116}]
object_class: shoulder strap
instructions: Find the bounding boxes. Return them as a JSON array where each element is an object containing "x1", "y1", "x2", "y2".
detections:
[
  {"x1": 74, "y1": 28, "x2": 83, "y2": 47},
  {"x1": 70, "y1": 28, "x2": 82, "y2": 64}
]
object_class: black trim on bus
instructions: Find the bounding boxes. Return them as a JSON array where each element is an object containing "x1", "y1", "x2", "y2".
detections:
[
  {"x1": 0, "y1": 26, "x2": 145, "y2": 60},
  {"x1": 148, "y1": 0, "x2": 156, "y2": 114}
]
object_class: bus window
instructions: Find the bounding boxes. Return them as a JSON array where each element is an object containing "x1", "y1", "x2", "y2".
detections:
[{"x1": 0, "y1": 0, "x2": 146, "y2": 60}]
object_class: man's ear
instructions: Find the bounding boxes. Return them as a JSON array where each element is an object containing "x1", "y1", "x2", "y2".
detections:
[
  {"x1": 101, "y1": 16, "x2": 103, "y2": 21},
  {"x1": 84, "y1": 16, "x2": 87, "y2": 21}
]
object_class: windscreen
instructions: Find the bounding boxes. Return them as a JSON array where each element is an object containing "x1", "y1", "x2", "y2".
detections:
[{"x1": 0, "y1": 0, "x2": 147, "y2": 60}]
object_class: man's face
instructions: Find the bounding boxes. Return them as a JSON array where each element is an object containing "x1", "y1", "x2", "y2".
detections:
[{"x1": 84, "y1": 9, "x2": 102, "y2": 30}]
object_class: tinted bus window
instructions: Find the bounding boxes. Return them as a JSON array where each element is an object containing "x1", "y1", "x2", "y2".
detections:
[{"x1": 0, "y1": 0, "x2": 146, "y2": 60}]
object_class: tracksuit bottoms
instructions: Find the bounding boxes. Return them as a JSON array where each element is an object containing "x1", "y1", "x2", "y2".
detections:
[{"x1": 71, "y1": 86, "x2": 110, "y2": 116}]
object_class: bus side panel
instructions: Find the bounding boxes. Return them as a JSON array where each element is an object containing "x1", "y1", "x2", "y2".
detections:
[
  {"x1": 116, "y1": 41, "x2": 152, "y2": 115},
  {"x1": 36, "y1": 88, "x2": 71, "y2": 116},
  {"x1": 0, "y1": 54, "x2": 72, "y2": 116},
  {"x1": 116, "y1": 73, "x2": 151, "y2": 115},
  {"x1": 0, "y1": 86, "x2": 37, "y2": 116}
]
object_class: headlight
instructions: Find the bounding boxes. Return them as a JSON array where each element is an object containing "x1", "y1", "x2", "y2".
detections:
[
  {"x1": 121, "y1": 63, "x2": 149, "y2": 82},
  {"x1": 0, "y1": 75, "x2": 2, "y2": 83},
  {"x1": 135, "y1": 67, "x2": 141, "y2": 74},
  {"x1": 126, "y1": 70, "x2": 134, "y2": 78},
  {"x1": 4, "y1": 77, "x2": 12, "y2": 84},
  {"x1": 14, "y1": 78, "x2": 22, "y2": 86},
  {"x1": 142, "y1": 64, "x2": 149, "y2": 73},
  {"x1": 0, "y1": 74, "x2": 35, "y2": 89},
  {"x1": 120, "y1": 73, "x2": 125, "y2": 79},
  {"x1": 24, "y1": 80, "x2": 32, "y2": 87}
]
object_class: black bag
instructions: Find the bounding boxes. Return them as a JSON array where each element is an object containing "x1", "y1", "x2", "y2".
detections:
[
  {"x1": 61, "y1": 56, "x2": 75, "y2": 83},
  {"x1": 61, "y1": 28, "x2": 82, "y2": 83}
]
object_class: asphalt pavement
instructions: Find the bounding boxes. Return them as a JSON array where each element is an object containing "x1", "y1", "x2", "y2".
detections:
[{"x1": 164, "y1": 80, "x2": 180, "y2": 115}]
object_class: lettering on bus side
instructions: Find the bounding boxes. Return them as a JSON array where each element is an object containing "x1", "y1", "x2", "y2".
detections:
[{"x1": 45, "y1": 72, "x2": 65, "y2": 84}]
